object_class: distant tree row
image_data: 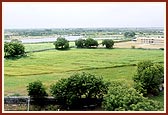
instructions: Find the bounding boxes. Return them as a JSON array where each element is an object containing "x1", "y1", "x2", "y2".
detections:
[
  {"x1": 53, "y1": 37, "x2": 114, "y2": 50},
  {"x1": 75, "y1": 38, "x2": 114, "y2": 49},
  {"x1": 75, "y1": 38, "x2": 98, "y2": 48}
]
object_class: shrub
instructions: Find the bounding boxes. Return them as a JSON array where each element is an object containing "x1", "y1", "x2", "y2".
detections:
[
  {"x1": 50, "y1": 72, "x2": 110, "y2": 110},
  {"x1": 131, "y1": 45, "x2": 135, "y2": 49},
  {"x1": 102, "y1": 39, "x2": 114, "y2": 49},
  {"x1": 159, "y1": 48, "x2": 164, "y2": 50},
  {"x1": 75, "y1": 38, "x2": 86, "y2": 48},
  {"x1": 85, "y1": 38, "x2": 98, "y2": 48},
  {"x1": 102, "y1": 81, "x2": 145, "y2": 111},
  {"x1": 133, "y1": 60, "x2": 164, "y2": 96},
  {"x1": 130, "y1": 100, "x2": 163, "y2": 111},
  {"x1": 27, "y1": 80, "x2": 48, "y2": 99},
  {"x1": 102, "y1": 81, "x2": 163, "y2": 111},
  {"x1": 53, "y1": 37, "x2": 69, "y2": 50},
  {"x1": 4, "y1": 42, "x2": 25, "y2": 57}
]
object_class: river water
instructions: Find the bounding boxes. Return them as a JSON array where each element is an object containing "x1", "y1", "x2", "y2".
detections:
[{"x1": 4, "y1": 36, "x2": 116, "y2": 44}]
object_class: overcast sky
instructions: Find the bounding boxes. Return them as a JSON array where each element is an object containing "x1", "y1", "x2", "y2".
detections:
[{"x1": 3, "y1": 2, "x2": 166, "y2": 29}]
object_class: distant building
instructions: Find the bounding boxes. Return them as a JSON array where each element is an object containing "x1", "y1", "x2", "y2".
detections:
[{"x1": 136, "y1": 37, "x2": 164, "y2": 44}]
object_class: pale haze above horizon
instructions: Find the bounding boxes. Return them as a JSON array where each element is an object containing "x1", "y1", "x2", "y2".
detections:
[{"x1": 3, "y1": 2, "x2": 165, "y2": 29}]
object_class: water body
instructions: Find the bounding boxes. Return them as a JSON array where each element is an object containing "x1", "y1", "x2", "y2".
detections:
[
  {"x1": 4, "y1": 36, "x2": 117, "y2": 43},
  {"x1": 4, "y1": 36, "x2": 83, "y2": 43}
]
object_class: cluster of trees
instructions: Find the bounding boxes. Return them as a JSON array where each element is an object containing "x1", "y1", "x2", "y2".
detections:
[
  {"x1": 124, "y1": 31, "x2": 136, "y2": 38},
  {"x1": 75, "y1": 38, "x2": 98, "y2": 48},
  {"x1": 53, "y1": 37, "x2": 115, "y2": 50},
  {"x1": 75, "y1": 38, "x2": 114, "y2": 49},
  {"x1": 27, "y1": 72, "x2": 109, "y2": 110},
  {"x1": 102, "y1": 81, "x2": 163, "y2": 111},
  {"x1": 4, "y1": 37, "x2": 114, "y2": 58},
  {"x1": 4, "y1": 40, "x2": 25, "y2": 57},
  {"x1": 27, "y1": 60, "x2": 164, "y2": 111}
]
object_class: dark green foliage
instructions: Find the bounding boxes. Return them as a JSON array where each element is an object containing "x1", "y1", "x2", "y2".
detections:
[
  {"x1": 50, "y1": 72, "x2": 109, "y2": 109},
  {"x1": 159, "y1": 48, "x2": 164, "y2": 50},
  {"x1": 102, "y1": 81, "x2": 145, "y2": 111},
  {"x1": 133, "y1": 60, "x2": 164, "y2": 96},
  {"x1": 102, "y1": 81, "x2": 163, "y2": 111},
  {"x1": 124, "y1": 31, "x2": 136, "y2": 38},
  {"x1": 75, "y1": 38, "x2": 86, "y2": 48},
  {"x1": 102, "y1": 39, "x2": 114, "y2": 48},
  {"x1": 85, "y1": 38, "x2": 98, "y2": 48},
  {"x1": 4, "y1": 42, "x2": 25, "y2": 57},
  {"x1": 27, "y1": 80, "x2": 48, "y2": 99},
  {"x1": 130, "y1": 100, "x2": 163, "y2": 111},
  {"x1": 53, "y1": 37, "x2": 69, "y2": 50}
]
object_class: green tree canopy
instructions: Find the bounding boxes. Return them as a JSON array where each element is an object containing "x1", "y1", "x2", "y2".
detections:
[
  {"x1": 102, "y1": 39, "x2": 114, "y2": 49},
  {"x1": 53, "y1": 37, "x2": 69, "y2": 50},
  {"x1": 85, "y1": 38, "x2": 98, "y2": 48},
  {"x1": 124, "y1": 31, "x2": 136, "y2": 38},
  {"x1": 4, "y1": 41, "x2": 25, "y2": 57},
  {"x1": 133, "y1": 60, "x2": 164, "y2": 96}
]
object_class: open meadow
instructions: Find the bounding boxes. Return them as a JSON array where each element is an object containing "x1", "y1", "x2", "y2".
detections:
[
  {"x1": 4, "y1": 41, "x2": 165, "y2": 111},
  {"x1": 4, "y1": 44, "x2": 164, "y2": 97}
]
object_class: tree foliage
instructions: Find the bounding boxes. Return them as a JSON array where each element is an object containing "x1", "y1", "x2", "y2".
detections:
[
  {"x1": 27, "y1": 80, "x2": 48, "y2": 99},
  {"x1": 133, "y1": 60, "x2": 164, "y2": 96},
  {"x1": 102, "y1": 39, "x2": 114, "y2": 48},
  {"x1": 4, "y1": 41, "x2": 25, "y2": 57},
  {"x1": 84, "y1": 38, "x2": 98, "y2": 48},
  {"x1": 75, "y1": 38, "x2": 86, "y2": 48},
  {"x1": 102, "y1": 81, "x2": 163, "y2": 111},
  {"x1": 50, "y1": 72, "x2": 110, "y2": 109},
  {"x1": 124, "y1": 31, "x2": 136, "y2": 38},
  {"x1": 53, "y1": 37, "x2": 69, "y2": 50}
]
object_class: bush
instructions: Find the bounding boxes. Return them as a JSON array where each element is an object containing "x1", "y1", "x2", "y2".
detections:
[
  {"x1": 130, "y1": 100, "x2": 163, "y2": 111},
  {"x1": 102, "y1": 39, "x2": 114, "y2": 49},
  {"x1": 133, "y1": 60, "x2": 164, "y2": 96},
  {"x1": 85, "y1": 38, "x2": 98, "y2": 48},
  {"x1": 124, "y1": 31, "x2": 136, "y2": 38},
  {"x1": 53, "y1": 37, "x2": 69, "y2": 50},
  {"x1": 102, "y1": 81, "x2": 145, "y2": 111},
  {"x1": 27, "y1": 80, "x2": 48, "y2": 99},
  {"x1": 159, "y1": 48, "x2": 164, "y2": 50},
  {"x1": 75, "y1": 38, "x2": 86, "y2": 48},
  {"x1": 4, "y1": 42, "x2": 25, "y2": 57},
  {"x1": 50, "y1": 72, "x2": 110, "y2": 110},
  {"x1": 131, "y1": 45, "x2": 135, "y2": 49},
  {"x1": 102, "y1": 81, "x2": 163, "y2": 111}
]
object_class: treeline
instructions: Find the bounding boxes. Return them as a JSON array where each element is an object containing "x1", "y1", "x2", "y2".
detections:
[
  {"x1": 53, "y1": 37, "x2": 115, "y2": 50},
  {"x1": 5, "y1": 27, "x2": 164, "y2": 37}
]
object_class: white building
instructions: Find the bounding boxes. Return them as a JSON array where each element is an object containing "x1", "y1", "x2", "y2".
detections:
[{"x1": 136, "y1": 37, "x2": 164, "y2": 44}]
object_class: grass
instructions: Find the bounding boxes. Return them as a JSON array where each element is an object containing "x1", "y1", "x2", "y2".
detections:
[
  {"x1": 24, "y1": 42, "x2": 75, "y2": 52},
  {"x1": 4, "y1": 47, "x2": 164, "y2": 96}
]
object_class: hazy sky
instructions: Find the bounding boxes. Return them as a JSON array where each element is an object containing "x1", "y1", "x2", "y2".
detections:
[{"x1": 3, "y1": 2, "x2": 165, "y2": 29}]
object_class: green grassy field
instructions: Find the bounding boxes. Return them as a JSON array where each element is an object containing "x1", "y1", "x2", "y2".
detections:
[
  {"x1": 24, "y1": 42, "x2": 75, "y2": 52},
  {"x1": 4, "y1": 47, "x2": 164, "y2": 96}
]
